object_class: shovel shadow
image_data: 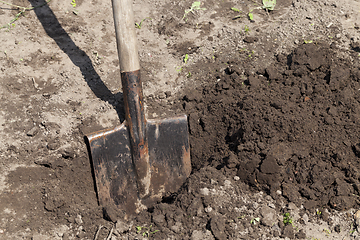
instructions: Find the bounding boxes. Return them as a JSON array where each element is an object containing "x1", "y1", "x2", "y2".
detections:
[{"x1": 28, "y1": 0, "x2": 124, "y2": 122}]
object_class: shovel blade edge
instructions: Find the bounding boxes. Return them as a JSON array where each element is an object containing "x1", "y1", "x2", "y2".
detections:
[{"x1": 86, "y1": 115, "x2": 191, "y2": 215}]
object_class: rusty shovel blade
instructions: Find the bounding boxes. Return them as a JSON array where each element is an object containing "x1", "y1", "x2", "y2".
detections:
[{"x1": 86, "y1": 115, "x2": 191, "y2": 215}]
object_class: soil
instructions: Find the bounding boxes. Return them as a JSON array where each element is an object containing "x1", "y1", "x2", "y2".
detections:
[{"x1": 1, "y1": 0, "x2": 360, "y2": 239}]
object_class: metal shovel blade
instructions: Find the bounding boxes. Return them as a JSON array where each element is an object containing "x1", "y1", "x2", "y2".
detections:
[{"x1": 86, "y1": 115, "x2": 191, "y2": 215}]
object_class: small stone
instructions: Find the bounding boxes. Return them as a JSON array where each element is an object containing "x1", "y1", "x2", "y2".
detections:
[
  {"x1": 62, "y1": 232, "x2": 70, "y2": 240},
  {"x1": 296, "y1": 229, "x2": 307, "y2": 239},
  {"x1": 115, "y1": 219, "x2": 133, "y2": 234},
  {"x1": 302, "y1": 213, "x2": 309, "y2": 224},
  {"x1": 243, "y1": 36, "x2": 258, "y2": 43},
  {"x1": 234, "y1": 176, "x2": 240, "y2": 181},
  {"x1": 210, "y1": 216, "x2": 226, "y2": 240},
  {"x1": 260, "y1": 206, "x2": 277, "y2": 227},
  {"x1": 282, "y1": 224, "x2": 295, "y2": 239},
  {"x1": 170, "y1": 222, "x2": 182, "y2": 233},
  {"x1": 200, "y1": 188, "x2": 210, "y2": 196},
  {"x1": 334, "y1": 224, "x2": 341, "y2": 233},
  {"x1": 204, "y1": 206, "x2": 213, "y2": 213},
  {"x1": 191, "y1": 230, "x2": 215, "y2": 240},
  {"x1": 152, "y1": 214, "x2": 165, "y2": 225},
  {"x1": 355, "y1": 210, "x2": 360, "y2": 227},
  {"x1": 27, "y1": 126, "x2": 38, "y2": 137},
  {"x1": 276, "y1": 190, "x2": 282, "y2": 195},
  {"x1": 74, "y1": 214, "x2": 83, "y2": 224},
  {"x1": 165, "y1": 91, "x2": 172, "y2": 98},
  {"x1": 157, "y1": 91, "x2": 166, "y2": 99},
  {"x1": 223, "y1": 180, "x2": 231, "y2": 188}
]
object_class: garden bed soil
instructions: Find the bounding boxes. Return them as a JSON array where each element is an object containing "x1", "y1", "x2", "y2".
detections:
[{"x1": 1, "y1": 0, "x2": 360, "y2": 239}]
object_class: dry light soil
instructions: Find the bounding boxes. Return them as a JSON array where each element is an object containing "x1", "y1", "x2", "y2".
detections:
[{"x1": 1, "y1": 0, "x2": 360, "y2": 239}]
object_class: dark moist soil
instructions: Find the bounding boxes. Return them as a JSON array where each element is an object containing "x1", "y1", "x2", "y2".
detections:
[
  {"x1": 15, "y1": 41, "x2": 360, "y2": 239},
  {"x1": 181, "y1": 42, "x2": 360, "y2": 213},
  {"x1": 138, "y1": 41, "x2": 360, "y2": 239}
]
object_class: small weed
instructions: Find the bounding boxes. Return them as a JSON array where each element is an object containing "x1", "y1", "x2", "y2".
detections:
[
  {"x1": 183, "y1": 54, "x2": 189, "y2": 64},
  {"x1": 176, "y1": 66, "x2": 183, "y2": 72},
  {"x1": 135, "y1": 17, "x2": 151, "y2": 29},
  {"x1": 316, "y1": 210, "x2": 322, "y2": 216},
  {"x1": 283, "y1": 212, "x2": 294, "y2": 226},
  {"x1": 0, "y1": 0, "x2": 52, "y2": 30},
  {"x1": 248, "y1": 10, "x2": 254, "y2": 21},
  {"x1": 247, "y1": 50, "x2": 254, "y2": 58},
  {"x1": 250, "y1": 217, "x2": 260, "y2": 225},
  {"x1": 232, "y1": 0, "x2": 275, "y2": 22},
  {"x1": 323, "y1": 228, "x2": 331, "y2": 235},
  {"x1": 231, "y1": 7, "x2": 243, "y2": 19},
  {"x1": 244, "y1": 25, "x2": 250, "y2": 33},
  {"x1": 304, "y1": 40, "x2": 313, "y2": 44},
  {"x1": 350, "y1": 223, "x2": 355, "y2": 234},
  {"x1": 187, "y1": 72, "x2": 192, "y2": 78},
  {"x1": 71, "y1": 0, "x2": 76, "y2": 7},
  {"x1": 262, "y1": 0, "x2": 276, "y2": 11},
  {"x1": 136, "y1": 225, "x2": 159, "y2": 237},
  {"x1": 183, "y1": 1, "x2": 206, "y2": 21}
]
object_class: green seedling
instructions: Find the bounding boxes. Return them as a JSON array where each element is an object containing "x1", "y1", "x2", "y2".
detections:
[
  {"x1": 187, "y1": 72, "x2": 192, "y2": 78},
  {"x1": 262, "y1": 0, "x2": 276, "y2": 11},
  {"x1": 244, "y1": 25, "x2": 250, "y2": 33},
  {"x1": 231, "y1": 7, "x2": 243, "y2": 19},
  {"x1": 304, "y1": 40, "x2": 313, "y2": 44},
  {"x1": 323, "y1": 228, "x2": 331, "y2": 235},
  {"x1": 250, "y1": 217, "x2": 260, "y2": 225},
  {"x1": 183, "y1": 1, "x2": 206, "y2": 21},
  {"x1": 235, "y1": 0, "x2": 275, "y2": 22},
  {"x1": 183, "y1": 54, "x2": 189, "y2": 64},
  {"x1": 316, "y1": 210, "x2": 321, "y2": 215},
  {"x1": 0, "y1": 0, "x2": 52, "y2": 30},
  {"x1": 176, "y1": 66, "x2": 183, "y2": 72},
  {"x1": 350, "y1": 223, "x2": 355, "y2": 234},
  {"x1": 71, "y1": 0, "x2": 76, "y2": 7},
  {"x1": 248, "y1": 10, "x2": 254, "y2": 21},
  {"x1": 283, "y1": 213, "x2": 294, "y2": 226},
  {"x1": 135, "y1": 17, "x2": 151, "y2": 29},
  {"x1": 136, "y1": 225, "x2": 159, "y2": 237}
]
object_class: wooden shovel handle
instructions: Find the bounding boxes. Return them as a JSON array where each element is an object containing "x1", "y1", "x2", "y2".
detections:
[{"x1": 111, "y1": 0, "x2": 140, "y2": 72}]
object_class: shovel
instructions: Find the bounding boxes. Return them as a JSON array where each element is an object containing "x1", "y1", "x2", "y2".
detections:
[{"x1": 86, "y1": 0, "x2": 191, "y2": 216}]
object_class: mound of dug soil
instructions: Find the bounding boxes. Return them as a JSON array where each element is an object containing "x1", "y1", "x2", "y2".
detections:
[
  {"x1": 124, "y1": 41, "x2": 360, "y2": 239},
  {"x1": 182, "y1": 42, "x2": 360, "y2": 212}
]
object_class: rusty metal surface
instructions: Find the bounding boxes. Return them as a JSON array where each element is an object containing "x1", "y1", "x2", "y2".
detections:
[
  {"x1": 121, "y1": 70, "x2": 151, "y2": 198},
  {"x1": 86, "y1": 115, "x2": 190, "y2": 216}
]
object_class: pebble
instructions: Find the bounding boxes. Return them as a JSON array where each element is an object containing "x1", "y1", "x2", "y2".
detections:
[
  {"x1": 354, "y1": 210, "x2": 360, "y2": 231},
  {"x1": 191, "y1": 230, "x2": 215, "y2": 240},
  {"x1": 200, "y1": 188, "x2": 210, "y2": 196},
  {"x1": 260, "y1": 206, "x2": 277, "y2": 227},
  {"x1": 204, "y1": 206, "x2": 213, "y2": 213},
  {"x1": 27, "y1": 126, "x2": 38, "y2": 137},
  {"x1": 224, "y1": 180, "x2": 231, "y2": 188},
  {"x1": 276, "y1": 190, "x2": 282, "y2": 195},
  {"x1": 75, "y1": 214, "x2": 83, "y2": 225},
  {"x1": 302, "y1": 213, "x2": 309, "y2": 224},
  {"x1": 234, "y1": 176, "x2": 240, "y2": 181}
]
